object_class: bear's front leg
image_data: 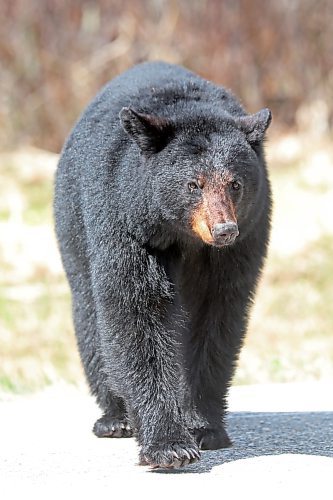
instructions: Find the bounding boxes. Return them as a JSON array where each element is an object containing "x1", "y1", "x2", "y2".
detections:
[
  {"x1": 91, "y1": 240, "x2": 200, "y2": 469},
  {"x1": 183, "y1": 241, "x2": 265, "y2": 451}
]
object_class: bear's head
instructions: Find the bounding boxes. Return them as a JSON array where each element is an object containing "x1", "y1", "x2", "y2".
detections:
[{"x1": 120, "y1": 106, "x2": 271, "y2": 248}]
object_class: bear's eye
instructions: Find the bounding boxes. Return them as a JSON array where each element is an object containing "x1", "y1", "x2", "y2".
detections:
[
  {"x1": 231, "y1": 180, "x2": 241, "y2": 191},
  {"x1": 188, "y1": 181, "x2": 199, "y2": 193}
]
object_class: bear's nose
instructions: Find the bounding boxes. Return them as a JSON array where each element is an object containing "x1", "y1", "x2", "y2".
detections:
[{"x1": 211, "y1": 222, "x2": 239, "y2": 246}]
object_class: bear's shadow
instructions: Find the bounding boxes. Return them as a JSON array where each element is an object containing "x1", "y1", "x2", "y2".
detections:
[{"x1": 152, "y1": 411, "x2": 333, "y2": 474}]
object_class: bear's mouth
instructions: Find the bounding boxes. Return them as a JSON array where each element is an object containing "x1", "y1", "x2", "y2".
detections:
[{"x1": 210, "y1": 235, "x2": 239, "y2": 248}]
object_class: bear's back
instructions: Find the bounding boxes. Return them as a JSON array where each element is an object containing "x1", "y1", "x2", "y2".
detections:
[{"x1": 62, "y1": 61, "x2": 244, "y2": 156}]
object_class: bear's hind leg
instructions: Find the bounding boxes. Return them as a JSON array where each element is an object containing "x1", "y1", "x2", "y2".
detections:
[
  {"x1": 71, "y1": 273, "x2": 133, "y2": 438},
  {"x1": 93, "y1": 397, "x2": 133, "y2": 438},
  {"x1": 64, "y1": 248, "x2": 133, "y2": 438}
]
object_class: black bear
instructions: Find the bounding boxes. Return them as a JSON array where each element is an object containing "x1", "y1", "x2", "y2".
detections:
[{"x1": 54, "y1": 61, "x2": 272, "y2": 469}]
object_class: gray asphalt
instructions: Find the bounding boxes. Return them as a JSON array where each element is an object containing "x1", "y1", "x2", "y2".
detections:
[
  {"x1": 1, "y1": 383, "x2": 332, "y2": 497},
  {"x1": 188, "y1": 411, "x2": 333, "y2": 473}
]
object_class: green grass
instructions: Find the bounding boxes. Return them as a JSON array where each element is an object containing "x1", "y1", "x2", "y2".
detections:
[{"x1": 1, "y1": 140, "x2": 333, "y2": 393}]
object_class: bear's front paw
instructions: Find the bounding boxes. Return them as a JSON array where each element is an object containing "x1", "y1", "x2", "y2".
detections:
[
  {"x1": 93, "y1": 415, "x2": 133, "y2": 438},
  {"x1": 139, "y1": 440, "x2": 201, "y2": 469},
  {"x1": 193, "y1": 426, "x2": 232, "y2": 450}
]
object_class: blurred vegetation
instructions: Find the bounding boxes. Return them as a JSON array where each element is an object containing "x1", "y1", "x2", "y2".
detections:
[
  {"x1": 0, "y1": 150, "x2": 83, "y2": 392},
  {"x1": 1, "y1": 137, "x2": 333, "y2": 393},
  {"x1": 1, "y1": 0, "x2": 333, "y2": 152},
  {"x1": 237, "y1": 136, "x2": 333, "y2": 383},
  {"x1": 1, "y1": 0, "x2": 333, "y2": 393}
]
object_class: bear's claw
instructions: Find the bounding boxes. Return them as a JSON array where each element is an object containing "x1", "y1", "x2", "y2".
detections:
[
  {"x1": 139, "y1": 442, "x2": 201, "y2": 469},
  {"x1": 93, "y1": 416, "x2": 133, "y2": 438}
]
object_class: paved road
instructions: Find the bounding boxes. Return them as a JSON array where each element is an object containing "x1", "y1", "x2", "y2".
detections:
[{"x1": 1, "y1": 383, "x2": 332, "y2": 498}]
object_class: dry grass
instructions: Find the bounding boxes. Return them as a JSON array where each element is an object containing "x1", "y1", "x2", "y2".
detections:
[
  {"x1": 0, "y1": 136, "x2": 333, "y2": 392},
  {"x1": 0, "y1": 149, "x2": 84, "y2": 392},
  {"x1": 238, "y1": 134, "x2": 333, "y2": 383}
]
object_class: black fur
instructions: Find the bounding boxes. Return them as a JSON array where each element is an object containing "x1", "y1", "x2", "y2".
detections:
[{"x1": 54, "y1": 61, "x2": 272, "y2": 469}]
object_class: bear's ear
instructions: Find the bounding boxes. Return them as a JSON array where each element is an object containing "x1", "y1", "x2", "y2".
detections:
[
  {"x1": 119, "y1": 107, "x2": 174, "y2": 157},
  {"x1": 236, "y1": 108, "x2": 272, "y2": 144}
]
